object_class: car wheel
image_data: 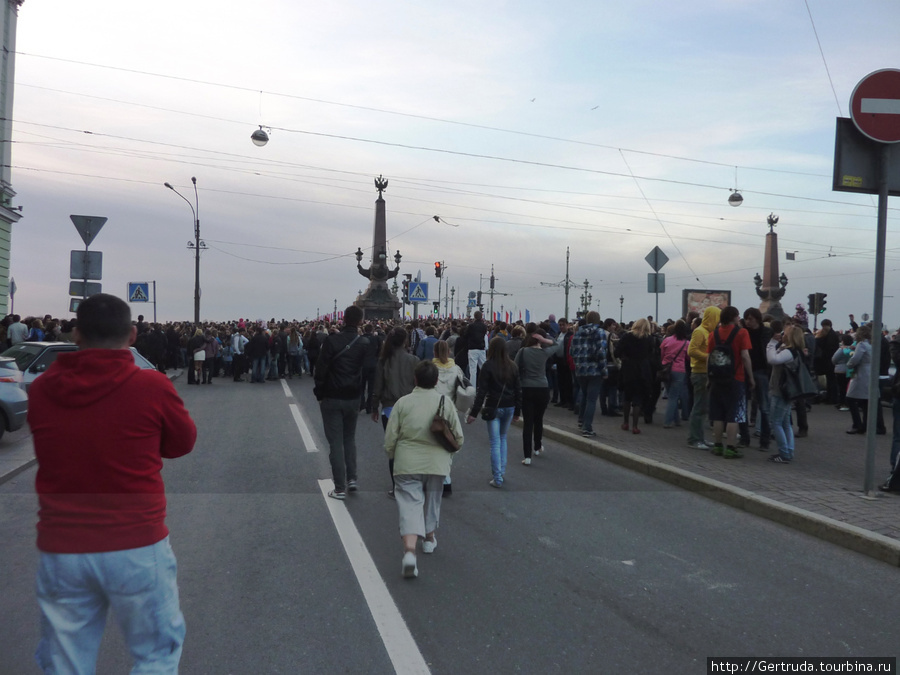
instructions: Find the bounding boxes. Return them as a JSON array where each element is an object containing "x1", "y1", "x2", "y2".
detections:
[{"x1": 0, "y1": 412, "x2": 7, "y2": 441}]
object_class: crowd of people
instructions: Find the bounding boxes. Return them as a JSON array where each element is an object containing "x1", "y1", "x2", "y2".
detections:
[{"x1": 9, "y1": 301, "x2": 900, "y2": 581}]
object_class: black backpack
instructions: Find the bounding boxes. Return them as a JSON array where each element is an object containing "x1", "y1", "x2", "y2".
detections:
[{"x1": 708, "y1": 327, "x2": 738, "y2": 384}]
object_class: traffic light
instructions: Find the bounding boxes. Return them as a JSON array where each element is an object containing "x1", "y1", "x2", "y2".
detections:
[
  {"x1": 807, "y1": 293, "x2": 816, "y2": 315},
  {"x1": 401, "y1": 277, "x2": 410, "y2": 303},
  {"x1": 816, "y1": 292, "x2": 827, "y2": 314},
  {"x1": 434, "y1": 262, "x2": 442, "y2": 278},
  {"x1": 432, "y1": 301, "x2": 439, "y2": 316},
  {"x1": 476, "y1": 291, "x2": 482, "y2": 307}
]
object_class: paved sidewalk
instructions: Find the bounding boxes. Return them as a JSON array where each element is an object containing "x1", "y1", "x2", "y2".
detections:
[{"x1": 534, "y1": 396, "x2": 900, "y2": 566}]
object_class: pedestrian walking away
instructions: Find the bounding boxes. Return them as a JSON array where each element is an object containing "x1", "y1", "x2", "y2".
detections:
[
  {"x1": 371, "y1": 326, "x2": 419, "y2": 498},
  {"x1": 28, "y1": 293, "x2": 197, "y2": 673},
  {"x1": 385, "y1": 361, "x2": 464, "y2": 578},
  {"x1": 315, "y1": 306, "x2": 369, "y2": 499},
  {"x1": 514, "y1": 329, "x2": 560, "y2": 462},
  {"x1": 467, "y1": 337, "x2": 522, "y2": 488}
]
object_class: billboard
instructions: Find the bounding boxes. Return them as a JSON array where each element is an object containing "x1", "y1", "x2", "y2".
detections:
[{"x1": 682, "y1": 289, "x2": 731, "y2": 318}]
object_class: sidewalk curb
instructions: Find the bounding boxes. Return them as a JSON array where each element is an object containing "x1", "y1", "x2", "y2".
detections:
[
  {"x1": 541, "y1": 423, "x2": 900, "y2": 568},
  {"x1": 0, "y1": 456, "x2": 36, "y2": 484}
]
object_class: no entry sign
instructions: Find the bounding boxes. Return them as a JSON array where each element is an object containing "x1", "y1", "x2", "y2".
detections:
[{"x1": 850, "y1": 69, "x2": 900, "y2": 143}]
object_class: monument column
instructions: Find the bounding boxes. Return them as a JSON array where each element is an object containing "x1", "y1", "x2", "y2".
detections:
[
  {"x1": 354, "y1": 175, "x2": 402, "y2": 321},
  {"x1": 755, "y1": 213, "x2": 788, "y2": 321}
]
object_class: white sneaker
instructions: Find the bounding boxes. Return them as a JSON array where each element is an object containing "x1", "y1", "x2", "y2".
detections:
[
  {"x1": 521, "y1": 458, "x2": 531, "y2": 466},
  {"x1": 534, "y1": 446, "x2": 543, "y2": 457},
  {"x1": 422, "y1": 537, "x2": 437, "y2": 554},
  {"x1": 402, "y1": 551, "x2": 418, "y2": 578}
]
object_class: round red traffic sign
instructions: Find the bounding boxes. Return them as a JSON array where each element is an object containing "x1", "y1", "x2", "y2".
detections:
[{"x1": 850, "y1": 69, "x2": 900, "y2": 143}]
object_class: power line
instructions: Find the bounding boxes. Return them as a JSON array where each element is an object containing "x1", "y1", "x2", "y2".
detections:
[{"x1": 13, "y1": 51, "x2": 833, "y2": 179}]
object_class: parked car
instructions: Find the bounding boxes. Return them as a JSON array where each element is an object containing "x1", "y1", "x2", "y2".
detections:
[
  {"x1": 0, "y1": 342, "x2": 156, "y2": 393},
  {"x1": 0, "y1": 356, "x2": 29, "y2": 440}
]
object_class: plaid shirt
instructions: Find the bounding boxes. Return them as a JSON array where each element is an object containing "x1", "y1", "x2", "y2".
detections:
[{"x1": 571, "y1": 323, "x2": 608, "y2": 378}]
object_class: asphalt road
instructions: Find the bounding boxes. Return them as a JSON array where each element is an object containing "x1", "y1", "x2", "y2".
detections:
[{"x1": 1, "y1": 374, "x2": 897, "y2": 674}]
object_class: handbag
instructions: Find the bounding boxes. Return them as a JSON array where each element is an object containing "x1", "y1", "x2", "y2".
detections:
[
  {"x1": 656, "y1": 341, "x2": 686, "y2": 385},
  {"x1": 480, "y1": 383, "x2": 506, "y2": 421},
  {"x1": 779, "y1": 350, "x2": 818, "y2": 400},
  {"x1": 431, "y1": 396, "x2": 460, "y2": 453}
]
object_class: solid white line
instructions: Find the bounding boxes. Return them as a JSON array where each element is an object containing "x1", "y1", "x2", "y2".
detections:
[
  {"x1": 317, "y1": 479, "x2": 431, "y2": 675},
  {"x1": 290, "y1": 403, "x2": 319, "y2": 453},
  {"x1": 861, "y1": 98, "x2": 900, "y2": 115},
  {"x1": 281, "y1": 379, "x2": 293, "y2": 397}
]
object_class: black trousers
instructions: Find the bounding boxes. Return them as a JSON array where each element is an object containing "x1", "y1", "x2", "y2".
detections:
[{"x1": 521, "y1": 387, "x2": 551, "y2": 457}]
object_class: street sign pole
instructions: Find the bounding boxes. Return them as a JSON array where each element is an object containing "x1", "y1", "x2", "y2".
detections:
[
  {"x1": 845, "y1": 70, "x2": 900, "y2": 495},
  {"x1": 863, "y1": 144, "x2": 891, "y2": 495}
]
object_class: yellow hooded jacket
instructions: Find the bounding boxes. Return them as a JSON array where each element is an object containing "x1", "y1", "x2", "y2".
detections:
[{"x1": 688, "y1": 306, "x2": 721, "y2": 374}]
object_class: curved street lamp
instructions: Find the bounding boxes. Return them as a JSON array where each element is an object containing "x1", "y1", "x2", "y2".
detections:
[{"x1": 164, "y1": 178, "x2": 203, "y2": 323}]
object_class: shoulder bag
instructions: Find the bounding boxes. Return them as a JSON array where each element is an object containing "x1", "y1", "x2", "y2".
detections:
[{"x1": 431, "y1": 395, "x2": 460, "y2": 453}]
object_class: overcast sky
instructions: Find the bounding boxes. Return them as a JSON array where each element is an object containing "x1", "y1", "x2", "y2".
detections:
[{"x1": 7, "y1": 0, "x2": 900, "y2": 329}]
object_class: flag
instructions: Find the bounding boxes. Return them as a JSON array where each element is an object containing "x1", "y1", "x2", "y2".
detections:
[
  {"x1": 518, "y1": 310, "x2": 522, "y2": 321},
  {"x1": 525, "y1": 309, "x2": 531, "y2": 323}
]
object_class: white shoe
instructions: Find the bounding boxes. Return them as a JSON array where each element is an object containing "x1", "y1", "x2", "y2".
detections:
[
  {"x1": 422, "y1": 537, "x2": 437, "y2": 554},
  {"x1": 521, "y1": 458, "x2": 531, "y2": 466},
  {"x1": 402, "y1": 551, "x2": 418, "y2": 578},
  {"x1": 533, "y1": 446, "x2": 543, "y2": 457}
]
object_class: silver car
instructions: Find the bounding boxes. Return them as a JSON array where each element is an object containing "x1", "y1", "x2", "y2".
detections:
[
  {"x1": 0, "y1": 342, "x2": 156, "y2": 393},
  {"x1": 0, "y1": 356, "x2": 28, "y2": 440}
]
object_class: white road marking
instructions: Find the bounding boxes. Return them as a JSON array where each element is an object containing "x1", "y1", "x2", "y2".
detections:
[
  {"x1": 290, "y1": 403, "x2": 319, "y2": 453},
  {"x1": 281, "y1": 379, "x2": 293, "y2": 397},
  {"x1": 317, "y1": 479, "x2": 431, "y2": 675},
  {"x1": 861, "y1": 98, "x2": 900, "y2": 115}
]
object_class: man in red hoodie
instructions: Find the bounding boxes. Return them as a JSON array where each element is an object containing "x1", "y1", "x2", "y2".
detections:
[{"x1": 29, "y1": 294, "x2": 197, "y2": 673}]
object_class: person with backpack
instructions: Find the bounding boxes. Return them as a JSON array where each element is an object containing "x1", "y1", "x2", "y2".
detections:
[
  {"x1": 766, "y1": 323, "x2": 807, "y2": 463},
  {"x1": 707, "y1": 306, "x2": 755, "y2": 459}
]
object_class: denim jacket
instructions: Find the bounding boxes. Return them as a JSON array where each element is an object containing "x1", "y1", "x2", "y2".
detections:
[{"x1": 571, "y1": 324, "x2": 609, "y2": 378}]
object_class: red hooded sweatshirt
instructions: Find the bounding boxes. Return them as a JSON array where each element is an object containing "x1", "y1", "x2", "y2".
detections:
[{"x1": 29, "y1": 349, "x2": 196, "y2": 553}]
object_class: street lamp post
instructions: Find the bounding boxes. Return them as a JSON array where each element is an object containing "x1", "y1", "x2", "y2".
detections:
[
  {"x1": 619, "y1": 295, "x2": 624, "y2": 324},
  {"x1": 164, "y1": 177, "x2": 203, "y2": 324}
]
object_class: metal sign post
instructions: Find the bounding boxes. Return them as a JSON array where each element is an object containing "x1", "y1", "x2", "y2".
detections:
[
  {"x1": 645, "y1": 246, "x2": 669, "y2": 322},
  {"x1": 69, "y1": 215, "x2": 107, "y2": 311},
  {"x1": 834, "y1": 69, "x2": 900, "y2": 495}
]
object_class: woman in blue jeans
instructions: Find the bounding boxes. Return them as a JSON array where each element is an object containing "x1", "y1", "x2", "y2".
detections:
[
  {"x1": 468, "y1": 337, "x2": 522, "y2": 488},
  {"x1": 766, "y1": 324, "x2": 806, "y2": 463}
]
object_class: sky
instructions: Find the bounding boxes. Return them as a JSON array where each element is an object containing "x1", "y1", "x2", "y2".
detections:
[{"x1": 7, "y1": 0, "x2": 900, "y2": 329}]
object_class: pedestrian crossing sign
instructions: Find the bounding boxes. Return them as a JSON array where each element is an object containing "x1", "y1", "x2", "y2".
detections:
[
  {"x1": 128, "y1": 282, "x2": 150, "y2": 303},
  {"x1": 409, "y1": 281, "x2": 428, "y2": 302}
]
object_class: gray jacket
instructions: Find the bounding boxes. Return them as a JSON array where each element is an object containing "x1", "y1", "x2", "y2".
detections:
[
  {"x1": 846, "y1": 340, "x2": 871, "y2": 400},
  {"x1": 514, "y1": 343, "x2": 562, "y2": 389}
]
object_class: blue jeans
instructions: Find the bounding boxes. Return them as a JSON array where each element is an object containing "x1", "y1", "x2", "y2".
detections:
[
  {"x1": 577, "y1": 375, "x2": 604, "y2": 433},
  {"x1": 35, "y1": 537, "x2": 185, "y2": 675},
  {"x1": 251, "y1": 357, "x2": 266, "y2": 382},
  {"x1": 770, "y1": 394, "x2": 794, "y2": 460},
  {"x1": 487, "y1": 407, "x2": 515, "y2": 484},
  {"x1": 664, "y1": 371, "x2": 690, "y2": 426}
]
